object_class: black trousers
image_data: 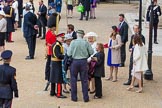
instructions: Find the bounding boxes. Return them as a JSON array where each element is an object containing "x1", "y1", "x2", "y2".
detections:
[
  {"x1": 50, "y1": 83, "x2": 56, "y2": 95},
  {"x1": 18, "y1": 17, "x2": 22, "y2": 28},
  {"x1": 94, "y1": 77, "x2": 102, "y2": 97},
  {"x1": 50, "y1": 83, "x2": 62, "y2": 97},
  {"x1": 153, "y1": 23, "x2": 158, "y2": 42},
  {"x1": 25, "y1": 35, "x2": 36, "y2": 58},
  {"x1": 45, "y1": 55, "x2": 51, "y2": 81},
  {"x1": 120, "y1": 43, "x2": 126, "y2": 65},
  {"x1": 0, "y1": 98, "x2": 12, "y2": 108},
  {"x1": 38, "y1": 20, "x2": 46, "y2": 38},
  {"x1": 5, "y1": 32, "x2": 11, "y2": 42},
  {"x1": 128, "y1": 52, "x2": 133, "y2": 81},
  {"x1": 80, "y1": 11, "x2": 89, "y2": 20}
]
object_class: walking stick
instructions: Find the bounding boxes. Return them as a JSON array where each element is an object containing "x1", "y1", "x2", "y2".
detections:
[{"x1": 44, "y1": 81, "x2": 50, "y2": 91}]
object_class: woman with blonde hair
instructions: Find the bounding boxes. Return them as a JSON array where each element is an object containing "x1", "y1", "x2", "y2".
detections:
[
  {"x1": 107, "y1": 26, "x2": 122, "y2": 82},
  {"x1": 127, "y1": 35, "x2": 148, "y2": 93}
]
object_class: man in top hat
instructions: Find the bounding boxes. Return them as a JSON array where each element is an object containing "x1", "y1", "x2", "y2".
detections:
[
  {"x1": 67, "y1": 30, "x2": 94, "y2": 102},
  {"x1": 44, "y1": 12, "x2": 58, "y2": 82},
  {"x1": 43, "y1": 12, "x2": 61, "y2": 91},
  {"x1": 0, "y1": 50, "x2": 19, "y2": 108},
  {"x1": 146, "y1": 0, "x2": 161, "y2": 44},
  {"x1": 0, "y1": 10, "x2": 6, "y2": 61},
  {"x1": 50, "y1": 33, "x2": 67, "y2": 98},
  {"x1": 23, "y1": 4, "x2": 38, "y2": 60},
  {"x1": 3, "y1": 0, "x2": 15, "y2": 42}
]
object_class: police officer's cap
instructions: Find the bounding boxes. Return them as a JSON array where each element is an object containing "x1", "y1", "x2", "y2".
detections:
[{"x1": 1, "y1": 50, "x2": 13, "y2": 59}]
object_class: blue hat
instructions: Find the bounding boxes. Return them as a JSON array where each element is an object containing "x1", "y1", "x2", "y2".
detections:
[{"x1": 1, "y1": 50, "x2": 13, "y2": 59}]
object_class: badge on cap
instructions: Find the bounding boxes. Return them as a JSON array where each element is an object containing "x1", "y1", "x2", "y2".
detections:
[{"x1": 56, "y1": 33, "x2": 65, "y2": 37}]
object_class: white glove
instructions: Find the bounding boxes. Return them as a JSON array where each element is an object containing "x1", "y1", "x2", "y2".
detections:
[{"x1": 157, "y1": 12, "x2": 160, "y2": 15}]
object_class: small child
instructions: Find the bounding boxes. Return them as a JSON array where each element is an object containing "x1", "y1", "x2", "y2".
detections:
[
  {"x1": 93, "y1": 43, "x2": 105, "y2": 99},
  {"x1": 62, "y1": 34, "x2": 73, "y2": 93}
]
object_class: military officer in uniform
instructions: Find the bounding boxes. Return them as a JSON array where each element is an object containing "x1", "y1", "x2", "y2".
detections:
[
  {"x1": 146, "y1": 0, "x2": 161, "y2": 44},
  {"x1": 0, "y1": 50, "x2": 19, "y2": 108},
  {"x1": 50, "y1": 33, "x2": 67, "y2": 98}
]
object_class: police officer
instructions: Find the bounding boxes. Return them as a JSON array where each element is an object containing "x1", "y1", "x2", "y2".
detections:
[
  {"x1": 146, "y1": 0, "x2": 161, "y2": 44},
  {"x1": 0, "y1": 50, "x2": 19, "y2": 108}
]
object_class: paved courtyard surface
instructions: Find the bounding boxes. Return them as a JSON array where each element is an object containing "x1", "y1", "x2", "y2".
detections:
[{"x1": 1, "y1": 1, "x2": 162, "y2": 108}]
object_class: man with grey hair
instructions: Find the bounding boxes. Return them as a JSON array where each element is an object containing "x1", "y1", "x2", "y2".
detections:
[
  {"x1": 23, "y1": 4, "x2": 38, "y2": 60},
  {"x1": 67, "y1": 30, "x2": 94, "y2": 102}
]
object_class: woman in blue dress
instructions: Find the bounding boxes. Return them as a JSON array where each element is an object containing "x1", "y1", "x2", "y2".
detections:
[{"x1": 107, "y1": 26, "x2": 122, "y2": 82}]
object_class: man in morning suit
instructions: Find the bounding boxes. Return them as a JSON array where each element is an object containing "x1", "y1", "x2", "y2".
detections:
[
  {"x1": 123, "y1": 25, "x2": 145, "y2": 85},
  {"x1": 23, "y1": 4, "x2": 38, "y2": 60},
  {"x1": 37, "y1": 0, "x2": 47, "y2": 39},
  {"x1": 0, "y1": 50, "x2": 18, "y2": 108},
  {"x1": 118, "y1": 14, "x2": 128, "y2": 67}
]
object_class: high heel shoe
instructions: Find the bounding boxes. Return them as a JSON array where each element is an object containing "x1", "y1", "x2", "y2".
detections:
[
  {"x1": 126, "y1": 86, "x2": 134, "y2": 91},
  {"x1": 106, "y1": 76, "x2": 112, "y2": 80},
  {"x1": 136, "y1": 89, "x2": 143, "y2": 93}
]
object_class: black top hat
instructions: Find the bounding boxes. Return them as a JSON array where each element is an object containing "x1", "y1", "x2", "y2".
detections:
[{"x1": 47, "y1": 13, "x2": 61, "y2": 28}]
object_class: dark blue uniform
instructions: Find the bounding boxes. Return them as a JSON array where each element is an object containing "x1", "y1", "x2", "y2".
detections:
[
  {"x1": 146, "y1": 4, "x2": 161, "y2": 43},
  {"x1": 0, "y1": 50, "x2": 18, "y2": 108}
]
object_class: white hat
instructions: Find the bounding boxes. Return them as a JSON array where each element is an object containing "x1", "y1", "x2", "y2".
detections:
[
  {"x1": 64, "y1": 34, "x2": 73, "y2": 41},
  {"x1": 0, "y1": 10, "x2": 5, "y2": 17},
  {"x1": 85, "y1": 32, "x2": 98, "y2": 37}
]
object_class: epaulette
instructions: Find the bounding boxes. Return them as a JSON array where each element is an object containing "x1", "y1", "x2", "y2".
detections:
[{"x1": 56, "y1": 42, "x2": 60, "y2": 45}]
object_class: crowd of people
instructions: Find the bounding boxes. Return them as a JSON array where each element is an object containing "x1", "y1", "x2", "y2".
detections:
[{"x1": 0, "y1": 0, "x2": 161, "y2": 107}]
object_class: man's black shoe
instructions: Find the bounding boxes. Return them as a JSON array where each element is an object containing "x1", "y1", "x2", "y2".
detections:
[
  {"x1": 123, "y1": 81, "x2": 131, "y2": 85},
  {"x1": 119, "y1": 63, "x2": 125, "y2": 67},
  {"x1": 40, "y1": 37, "x2": 45, "y2": 40},
  {"x1": 25, "y1": 56, "x2": 34, "y2": 60},
  {"x1": 50, "y1": 93, "x2": 56, "y2": 96},
  {"x1": 154, "y1": 41, "x2": 158, "y2": 44},
  {"x1": 71, "y1": 99, "x2": 77, "y2": 102},
  {"x1": 84, "y1": 99, "x2": 89, "y2": 102},
  {"x1": 56, "y1": 95, "x2": 67, "y2": 98}
]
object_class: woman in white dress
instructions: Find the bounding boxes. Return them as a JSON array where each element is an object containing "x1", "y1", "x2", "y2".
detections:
[
  {"x1": 12, "y1": 0, "x2": 19, "y2": 29},
  {"x1": 127, "y1": 35, "x2": 148, "y2": 93}
]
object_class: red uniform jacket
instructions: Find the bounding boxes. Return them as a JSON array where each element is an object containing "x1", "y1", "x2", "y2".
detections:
[{"x1": 45, "y1": 30, "x2": 56, "y2": 55}]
